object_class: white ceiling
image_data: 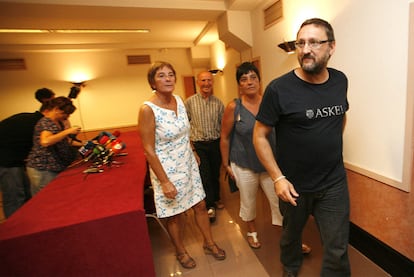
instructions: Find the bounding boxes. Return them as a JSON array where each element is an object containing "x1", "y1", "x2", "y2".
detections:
[{"x1": 0, "y1": 0, "x2": 265, "y2": 52}]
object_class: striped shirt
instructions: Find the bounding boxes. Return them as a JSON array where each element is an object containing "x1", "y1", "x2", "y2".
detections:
[{"x1": 185, "y1": 93, "x2": 224, "y2": 142}]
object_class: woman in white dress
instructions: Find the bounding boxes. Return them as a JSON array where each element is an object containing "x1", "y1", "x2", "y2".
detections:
[{"x1": 138, "y1": 61, "x2": 226, "y2": 269}]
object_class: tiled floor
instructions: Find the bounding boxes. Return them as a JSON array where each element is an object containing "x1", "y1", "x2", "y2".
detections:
[
  {"x1": 147, "y1": 208, "x2": 269, "y2": 277},
  {"x1": 147, "y1": 174, "x2": 390, "y2": 277}
]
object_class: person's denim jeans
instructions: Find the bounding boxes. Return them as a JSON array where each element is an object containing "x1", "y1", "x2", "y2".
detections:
[
  {"x1": 26, "y1": 167, "x2": 58, "y2": 196},
  {"x1": 0, "y1": 166, "x2": 31, "y2": 218},
  {"x1": 279, "y1": 179, "x2": 351, "y2": 277}
]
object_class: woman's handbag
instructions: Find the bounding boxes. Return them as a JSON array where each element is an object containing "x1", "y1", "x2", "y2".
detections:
[
  {"x1": 226, "y1": 98, "x2": 241, "y2": 193},
  {"x1": 225, "y1": 171, "x2": 238, "y2": 193}
]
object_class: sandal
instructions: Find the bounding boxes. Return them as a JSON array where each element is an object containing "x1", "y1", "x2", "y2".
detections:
[
  {"x1": 301, "y1": 243, "x2": 312, "y2": 255},
  {"x1": 176, "y1": 252, "x2": 196, "y2": 269},
  {"x1": 247, "y1": 232, "x2": 261, "y2": 249},
  {"x1": 203, "y1": 243, "x2": 226, "y2": 260}
]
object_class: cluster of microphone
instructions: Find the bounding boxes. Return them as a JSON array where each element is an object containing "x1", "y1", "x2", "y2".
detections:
[{"x1": 78, "y1": 130, "x2": 126, "y2": 166}]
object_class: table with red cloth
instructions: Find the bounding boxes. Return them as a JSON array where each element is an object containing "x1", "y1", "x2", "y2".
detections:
[{"x1": 0, "y1": 131, "x2": 155, "y2": 277}]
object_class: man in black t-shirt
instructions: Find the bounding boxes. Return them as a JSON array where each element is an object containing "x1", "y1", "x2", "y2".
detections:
[
  {"x1": 0, "y1": 88, "x2": 53, "y2": 218},
  {"x1": 254, "y1": 18, "x2": 350, "y2": 277}
]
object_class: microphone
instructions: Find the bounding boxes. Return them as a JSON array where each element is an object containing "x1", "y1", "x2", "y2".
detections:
[
  {"x1": 92, "y1": 130, "x2": 121, "y2": 141},
  {"x1": 68, "y1": 134, "x2": 82, "y2": 143},
  {"x1": 105, "y1": 130, "x2": 121, "y2": 141},
  {"x1": 105, "y1": 140, "x2": 126, "y2": 162},
  {"x1": 105, "y1": 137, "x2": 119, "y2": 148},
  {"x1": 82, "y1": 130, "x2": 124, "y2": 165},
  {"x1": 91, "y1": 132, "x2": 106, "y2": 141},
  {"x1": 109, "y1": 140, "x2": 126, "y2": 155},
  {"x1": 78, "y1": 140, "x2": 95, "y2": 157},
  {"x1": 84, "y1": 144, "x2": 107, "y2": 162},
  {"x1": 98, "y1": 135, "x2": 110, "y2": 146}
]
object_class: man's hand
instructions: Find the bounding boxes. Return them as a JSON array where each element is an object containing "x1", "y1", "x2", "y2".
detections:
[{"x1": 274, "y1": 178, "x2": 299, "y2": 206}]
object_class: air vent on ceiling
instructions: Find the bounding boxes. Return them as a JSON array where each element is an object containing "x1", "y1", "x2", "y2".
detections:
[
  {"x1": 0, "y1": 58, "x2": 26, "y2": 70},
  {"x1": 264, "y1": 0, "x2": 283, "y2": 29},
  {"x1": 127, "y1": 55, "x2": 151, "y2": 65}
]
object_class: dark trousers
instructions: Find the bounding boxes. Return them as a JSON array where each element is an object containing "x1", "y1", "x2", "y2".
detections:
[
  {"x1": 193, "y1": 139, "x2": 221, "y2": 208},
  {"x1": 279, "y1": 179, "x2": 351, "y2": 276}
]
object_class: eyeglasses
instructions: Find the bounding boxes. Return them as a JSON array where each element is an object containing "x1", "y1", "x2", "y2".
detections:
[{"x1": 295, "y1": 39, "x2": 332, "y2": 49}]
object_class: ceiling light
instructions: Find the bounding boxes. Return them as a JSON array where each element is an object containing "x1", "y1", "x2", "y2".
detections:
[
  {"x1": 68, "y1": 81, "x2": 86, "y2": 99},
  {"x1": 0, "y1": 29, "x2": 151, "y2": 34},
  {"x1": 51, "y1": 29, "x2": 150, "y2": 34},
  {"x1": 278, "y1": 40, "x2": 296, "y2": 54},
  {"x1": 0, "y1": 29, "x2": 49, "y2": 33},
  {"x1": 209, "y1": 69, "x2": 223, "y2": 75}
]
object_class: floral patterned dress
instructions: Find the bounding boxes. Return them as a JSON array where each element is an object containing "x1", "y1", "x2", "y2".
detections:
[
  {"x1": 26, "y1": 117, "x2": 77, "y2": 172},
  {"x1": 144, "y1": 95, "x2": 205, "y2": 218}
]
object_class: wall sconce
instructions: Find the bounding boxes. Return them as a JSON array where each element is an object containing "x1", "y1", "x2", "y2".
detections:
[
  {"x1": 68, "y1": 81, "x2": 86, "y2": 99},
  {"x1": 209, "y1": 69, "x2": 223, "y2": 75},
  {"x1": 278, "y1": 41, "x2": 296, "y2": 54}
]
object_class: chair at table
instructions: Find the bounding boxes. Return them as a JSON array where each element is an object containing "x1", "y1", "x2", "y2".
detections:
[{"x1": 144, "y1": 163, "x2": 170, "y2": 238}]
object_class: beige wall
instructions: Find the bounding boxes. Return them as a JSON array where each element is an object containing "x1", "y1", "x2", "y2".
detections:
[
  {"x1": 249, "y1": 0, "x2": 413, "y2": 260},
  {"x1": 251, "y1": 0, "x2": 410, "y2": 189},
  {"x1": 0, "y1": 45, "x2": 243, "y2": 130},
  {"x1": 0, "y1": 48, "x2": 193, "y2": 130},
  {"x1": 210, "y1": 40, "x2": 241, "y2": 105}
]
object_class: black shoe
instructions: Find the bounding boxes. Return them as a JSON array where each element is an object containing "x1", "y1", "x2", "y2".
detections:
[
  {"x1": 207, "y1": 207, "x2": 216, "y2": 223},
  {"x1": 283, "y1": 269, "x2": 297, "y2": 277}
]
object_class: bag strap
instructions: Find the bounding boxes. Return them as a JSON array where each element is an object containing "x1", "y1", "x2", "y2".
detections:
[
  {"x1": 233, "y1": 98, "x2": 241, "y2": 122},
  {"x1": 229, "y1": 98, "x2": 241, "y2": 151},
  {"x1": 226, "y1": 99, "x2": 241, "y2": 192}
]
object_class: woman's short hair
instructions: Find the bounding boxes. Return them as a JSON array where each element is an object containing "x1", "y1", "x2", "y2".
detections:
[
  {"x1": 236, "y1": 62, "x2": 261, "y2": 84},
  {"x1": 147, "y1": 61, "x2": 176, "y2": 90},
  {"x1": 41, "y1": 96, "x2": 76, "y2": 114}
]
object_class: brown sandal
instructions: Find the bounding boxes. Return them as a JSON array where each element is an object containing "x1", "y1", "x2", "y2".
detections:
[
  {"x1": 203, "y1": 243, "x2": 226, "y2": 260},
  {"x1": 176, "y1": 252, "x2": 196, "y2": 269}
]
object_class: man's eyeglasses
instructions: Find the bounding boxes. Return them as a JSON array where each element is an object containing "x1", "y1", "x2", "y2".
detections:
[{"x1": 295, "y1": 39, "x2": 332, "y2": 49}]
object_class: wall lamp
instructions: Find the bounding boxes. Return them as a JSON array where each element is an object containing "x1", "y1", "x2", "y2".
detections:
[
  {"x1": 209, "y1": 69, "x2": 223, "y2": 75},
  {"x1": 278, "y1": 41, "x2": 296, "y2": 54},
  {"x1": 68, "y1": 81, "x2": 86, "y2": 99}
]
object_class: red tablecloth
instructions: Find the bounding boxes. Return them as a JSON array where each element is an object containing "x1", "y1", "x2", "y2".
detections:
[{"x1": 0, "y1": 131, "x2": 155, "y2": 277}]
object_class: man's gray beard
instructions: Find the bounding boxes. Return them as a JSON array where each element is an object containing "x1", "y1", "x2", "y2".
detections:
[
  {"x1": 302, "y1": 63, "x2": 325, "y2": 75},
  {"x1": 300, "y1": 53, "x2": 330, "y2": 75}
]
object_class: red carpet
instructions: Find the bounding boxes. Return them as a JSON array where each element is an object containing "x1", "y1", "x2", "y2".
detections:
[{"x1": 0, "y1": 131, "x2": 155, "y2": 276}]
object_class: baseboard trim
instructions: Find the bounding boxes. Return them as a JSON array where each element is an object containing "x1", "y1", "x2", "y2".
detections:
[{"x1": 349, "y1": 222, "x2": 414, "y2": 276}]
